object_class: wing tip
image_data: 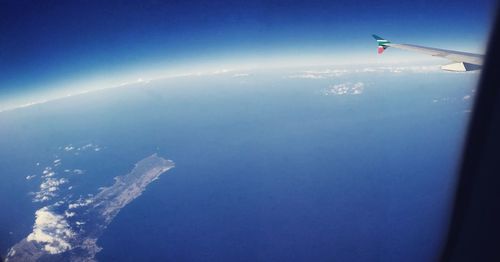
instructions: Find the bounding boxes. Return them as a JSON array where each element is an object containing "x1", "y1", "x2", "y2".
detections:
[
  {"x1": 372, "y1": 34, "x2": 385, "y2": 41},
  {"x1": 373, "y1": 34, "x2": 390, "y2": 54}
]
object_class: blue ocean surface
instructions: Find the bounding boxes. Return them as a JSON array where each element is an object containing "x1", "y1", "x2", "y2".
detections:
[{"x1": 0, "y1": 66, "x2": 477, "y2": 261}]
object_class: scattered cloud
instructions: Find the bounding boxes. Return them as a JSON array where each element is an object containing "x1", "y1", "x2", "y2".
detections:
[
  {"x1": 65, "y1": 169, "x2": 85, "y2": 175},
  {"x1": 323, "y1": 82, "x2": 365, "y2": 96},
  {"x1": 68, "y1": 197, "x2": 93, "y2": 209},
  {"x1": 10, "y1": 141, "x2": 112, "y2": 260},
  {"x1": 65, "y1": 210, "x2": 76, "y2": 218},
  {"x1": 42, "y1": 167, "x2": 55, "y2": 178},
  {"x1": 34, "y1": 178, "x2": 68, "y2": 202},
  {"x1": 288, "y1": 73, "x2": 326, "y2": 79},
  {"x1": 53, "y1": 201, "x2": 65, "y2": 207},
  {"x1": 212, "y1": 68, "x2": 231, "y2": 75},
  {"x1": 354, "y1": 65, "x2": 442, "y2": 74},
  {"x1": 30, "y1": 143, "x2": 100, "y2": 203},
  {"x1": 432, "y1": 91, "x2": 475, "y2": 104},
  {"x1": 61, "y1": 143, "x2": 102, "y2": 154},
  {"x1": 232, "y1": 73, "x2": 250, "y2": 77},
  {"x1": 11, "y1": 154, "x2": 175, "y2": 261},
  {"x1": 287, "y1": 65, "x2": 442, "y2": 80},
  {"x1": 53, "y1": 159, "x2": 62, "y2": 167},
  {"x1": 72, "y1": 169, "x2": 85, "y2": 175},
  {"x1": 287, "y1": 69, "x2": 348, "y2": 79}
]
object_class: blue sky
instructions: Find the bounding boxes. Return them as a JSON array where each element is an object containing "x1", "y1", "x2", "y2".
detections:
[{"x1": 0, "y1": 0, "x2": 496, "y2": 107}]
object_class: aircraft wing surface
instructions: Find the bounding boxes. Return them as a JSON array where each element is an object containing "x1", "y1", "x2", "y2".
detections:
[{"x1": 372, "y1": 35, "x2": 484, "y2": 71}]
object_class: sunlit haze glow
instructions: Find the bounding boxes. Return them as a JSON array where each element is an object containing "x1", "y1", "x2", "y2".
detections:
[{"x1": 0, "y1": 0, "x2": 495, "y2": 112}]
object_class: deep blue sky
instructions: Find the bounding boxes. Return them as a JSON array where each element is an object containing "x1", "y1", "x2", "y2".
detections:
[{"x1": 0, "y1": 0, "x2": 495, "y2": 103}]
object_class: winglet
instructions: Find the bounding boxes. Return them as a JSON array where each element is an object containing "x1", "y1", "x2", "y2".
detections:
[{"x1": 372, "y1": 35, "x2": 391, "y2": 54}]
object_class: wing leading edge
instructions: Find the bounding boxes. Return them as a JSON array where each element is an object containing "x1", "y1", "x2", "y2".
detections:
[{"x1": 372, "y1": 35, "x2": 484, "y2": 72}]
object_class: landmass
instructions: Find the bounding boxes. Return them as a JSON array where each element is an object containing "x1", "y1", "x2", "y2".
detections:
[{"x1": 6, "y1": 154, "x2": 175, "y2": 262}]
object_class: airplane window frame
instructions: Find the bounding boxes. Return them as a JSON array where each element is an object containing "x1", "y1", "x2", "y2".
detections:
[{"x1": 441, "y1": 4, "x2": 500, "y2": 262}]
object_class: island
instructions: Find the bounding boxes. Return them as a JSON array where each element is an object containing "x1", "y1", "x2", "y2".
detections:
[{"x1": 6, "y1": 154, "x2": 175, "y2": 262}]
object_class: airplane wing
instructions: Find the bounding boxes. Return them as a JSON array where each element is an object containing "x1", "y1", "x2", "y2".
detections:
[{"x1": 372, "y1": 35, "x2": 484, "y2": 72}]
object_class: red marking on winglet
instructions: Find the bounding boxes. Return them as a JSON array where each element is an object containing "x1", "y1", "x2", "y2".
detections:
[{"x1": 378, "y1": 46, "x2": 384, "y2": 54}]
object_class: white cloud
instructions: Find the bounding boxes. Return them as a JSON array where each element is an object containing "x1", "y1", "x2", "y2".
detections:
[
  {"x1": 287, "y1": 69, "x2": 348, "y2": 79},
  {"x1": 53, "y1": 159, "x2": 62, "y2": 166},
  {"x1": 287, "y1": 65, "x2": 442, "y2": 80},
  {"x1": 72, "y1": 169, "x2": 85, "y2": 175},
  {"x1": 26, "y1": 207, "x2": 75, "y2": 254},
  {"x1": 288, "y1": 73, "x2": 326, "y2": 79},
  {"x1": 362, "y1": 65, "x2": 442, "y2": 73},
  {"x1": 76, "y1": 143, "x2": 103, "y2": 153},
  {"x1": 232, "y1": 73, "x2": 250, "y2": 77},
  {"x1": 33, "y1": 178, "x2": 68, "y2": 202},
  {"x1": 81, "y1": 143, "x2": 94, "y2": 150},
  {"x1": 212, "y1": 68, "x2": 231, "y2": 74},
  {"x1": 359, "y1": 67, "x2": 377, "y2": 73},
  {"x1": 68, "y1": 203, "x2": 79, "y2": 209},
  {"x1": 53, "y1": 201, "x2": 65, "y2": 207},
  {"x1": 65, "y1": 210, "x2": 76, "y2": 218},
  {"x1": 40, "y1": 178, "x2": 67, "y2": 190},
  {"x1": 68, "y1": 197, "x2": 93, "y2": 209},
  {"x1": 42, "y1": 167, "x2": 55, "y2": 178},
  {"x1": 323, "y1": 82, "x2": 365, "y2": 96},
  {"x1": 62, "y1": 143, "x2": 102, "y2": 154}
]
